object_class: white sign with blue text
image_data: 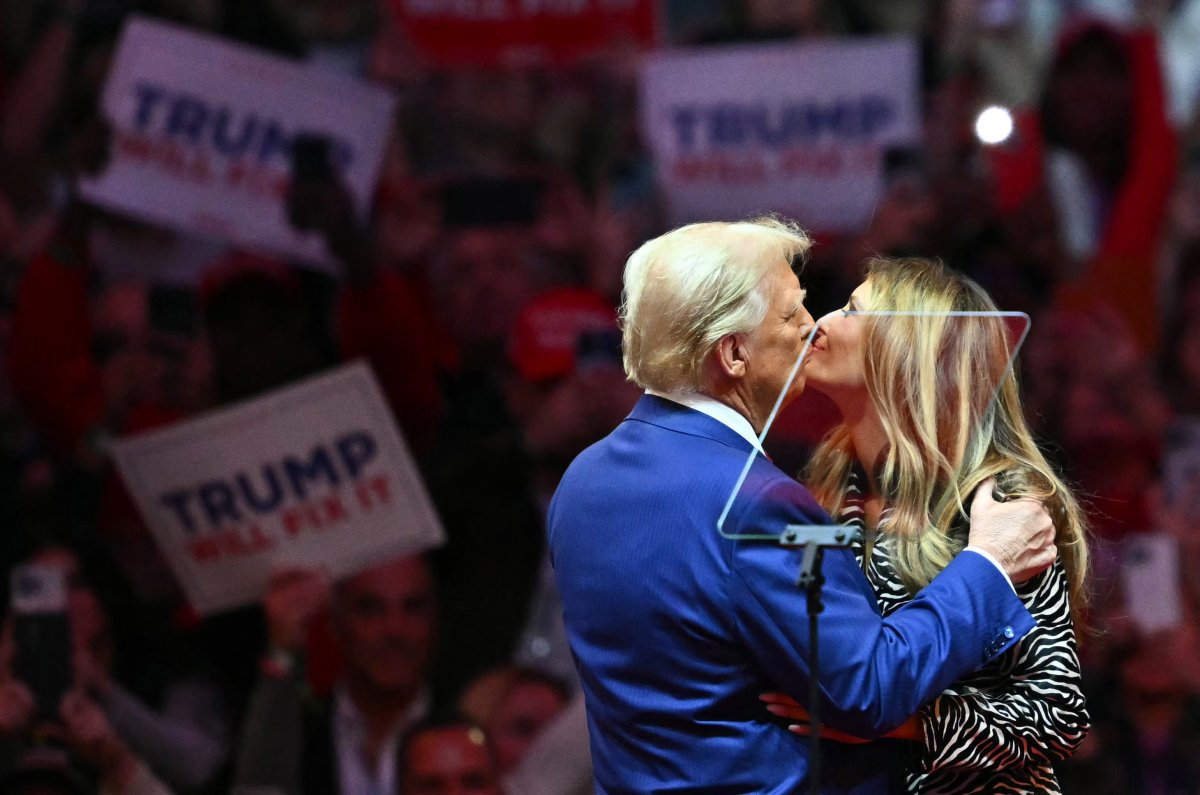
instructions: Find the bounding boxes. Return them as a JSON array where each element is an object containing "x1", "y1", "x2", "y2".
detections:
[
  {"x1": 110, "y1": 362, "x2": 444, "y2": 615},
  {"x1": 640, "y1": 38, "x2": 920, "y2": 232},
  {"x1": 81, "y1": 16, "x2": 397, "y2": 270}
]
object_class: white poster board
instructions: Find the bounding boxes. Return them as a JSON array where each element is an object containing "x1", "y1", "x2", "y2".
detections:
[
  {"x1": 81, "y1": 16, "x2": 397, "y2": 270},
  {"x1": 110, "y1": 362, "x2": 444, "y2": 615},
  {"x1": 640, "y1": 38, "x2": 920, "y2": 231},
  {"x1": 1121, "y1": 533, "x2": 1183, "y2": 634}
]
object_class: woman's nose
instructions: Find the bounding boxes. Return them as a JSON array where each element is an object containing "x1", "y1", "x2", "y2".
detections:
[{"x1": 816, "y1": 310, "x2": 840, "y2": 328}]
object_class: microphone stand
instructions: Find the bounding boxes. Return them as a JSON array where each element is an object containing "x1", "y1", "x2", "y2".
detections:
[{"x1": 779, "y1": 524, "x2": 858, "y2": 795}]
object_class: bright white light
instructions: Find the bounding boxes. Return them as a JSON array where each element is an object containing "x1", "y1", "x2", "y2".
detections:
[{"x1": 974, "y1": 105, "x2": 1014, "y2": 145}]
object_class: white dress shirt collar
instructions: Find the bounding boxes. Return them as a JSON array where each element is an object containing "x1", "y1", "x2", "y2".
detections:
[
  {"x1": 332, "y1": 682, "x2": 431, "y2": 795},
  {"x1": 646, "y1": 389, "x2": 765, "y2": 453}
]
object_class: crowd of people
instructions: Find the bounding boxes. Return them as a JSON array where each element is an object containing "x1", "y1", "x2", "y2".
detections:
[{"x1": 0, "y1": 0, "x2": 1199, "y2": 792}]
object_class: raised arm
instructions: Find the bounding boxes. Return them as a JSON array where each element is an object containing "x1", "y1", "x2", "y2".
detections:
[
  {"x1": 8, "y1": 210, "x2": 106, "y2": 454},
  {"x1": 232, "y1": 568, "x2": 329, "y2": 795},
  {"x1": 1, "y1": 2, "x2": 80, "y2": 158}
]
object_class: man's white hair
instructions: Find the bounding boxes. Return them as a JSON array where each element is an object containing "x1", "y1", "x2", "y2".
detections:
[{"x1": 620, "y1": 217, "x2": 812, "y2": 393}]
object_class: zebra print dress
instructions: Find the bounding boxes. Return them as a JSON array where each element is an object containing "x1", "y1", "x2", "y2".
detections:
[{"x1": 839, "y1": 470, "x2": 1089, "y2": 794}]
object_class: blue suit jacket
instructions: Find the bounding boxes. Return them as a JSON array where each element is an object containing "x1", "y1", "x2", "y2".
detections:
[{"x1": 548, "y1": 395, "x2": 1035, "y2": 794}]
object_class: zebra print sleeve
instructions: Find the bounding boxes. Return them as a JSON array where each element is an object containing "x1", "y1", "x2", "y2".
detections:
[{"x1": 915, "y1": 559, "x2": 1089, "y2": 781}]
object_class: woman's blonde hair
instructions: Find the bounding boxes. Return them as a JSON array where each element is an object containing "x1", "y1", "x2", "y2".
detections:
[
  {"x1": 805, "y1": 257, "x2": 1089, "y2": 614},
  {"x1": 620, "y1": 217, "x2": 812, "y2": 393}
]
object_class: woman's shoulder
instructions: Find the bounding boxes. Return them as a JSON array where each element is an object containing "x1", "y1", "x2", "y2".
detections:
[{"x1": 1014, "y1": 557, "x2": 1072, "y2": 608}]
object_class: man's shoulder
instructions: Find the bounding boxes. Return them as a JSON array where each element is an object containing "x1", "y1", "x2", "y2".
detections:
[
  {"x1": 559, "y1": 415, "x2": 747, "y2": 484},
  {"x1": 734, "y1": 458, "x2": 830, "y2": 524}
]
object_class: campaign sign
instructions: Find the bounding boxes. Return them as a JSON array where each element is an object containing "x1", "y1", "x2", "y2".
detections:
[
  {"x1": 80, "y1": 16, "x2": 397, "y2": 270},
  {"x1": 110, "y1": 362, "x2": 444, "y2": 615},
  {"x1": 388, "y1": 0, "x2": 658, "y2": 67},
  {"x1": 1122, "y1": 533, "x2": 1183, "y2": 634},
  {"x1": 640, "y1": 39, "x2": 920, "y2": 232},
  {"x1": 1164, "y1": 418, "x2": 1200, "y2": 523}
]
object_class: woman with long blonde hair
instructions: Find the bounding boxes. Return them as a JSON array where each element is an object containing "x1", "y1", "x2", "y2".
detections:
[{"x1": 770, "y1": 257, "x2": 1089, "y2": 793}]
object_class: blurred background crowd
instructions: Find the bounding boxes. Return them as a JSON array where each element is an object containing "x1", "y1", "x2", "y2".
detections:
[{"x1": 1, "y1": 0, "x2": 1200, "y2": 793}]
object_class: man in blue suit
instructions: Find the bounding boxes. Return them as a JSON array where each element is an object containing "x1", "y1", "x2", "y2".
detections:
[{"x1": 547, "y1": 217, "x2": 1057, "y2": 793}]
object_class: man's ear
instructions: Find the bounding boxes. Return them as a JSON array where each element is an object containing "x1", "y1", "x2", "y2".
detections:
[{"x1": 714, "y1": 333, "x2": 748, "y2": 380}]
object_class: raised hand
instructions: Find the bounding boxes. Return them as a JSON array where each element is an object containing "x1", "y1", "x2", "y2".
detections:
[
  {"x1": 0, "y1": 620, "x2": 35, "y2": 739},
  {"x1": 263, "y1": 567, "x2": 331, "y2": 654},
  {"x1": 967, "y1": 477, "x2": 1056, "y2": 584},
  {"x1": 0, "y1": 677, "x2": 35, "y2": 740},
  {"x1": 59, "y1": 689, "x2": 137, "y2": 789}
]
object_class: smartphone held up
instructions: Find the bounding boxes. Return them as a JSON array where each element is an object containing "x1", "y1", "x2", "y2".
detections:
[{"x1": 9, "y1": 564, "x2": 72, "y2": 724}]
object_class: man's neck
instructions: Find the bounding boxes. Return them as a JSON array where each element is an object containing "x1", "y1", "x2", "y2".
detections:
[{"x1": 700, "y1": 386, "x2": 763, "y2": 435}]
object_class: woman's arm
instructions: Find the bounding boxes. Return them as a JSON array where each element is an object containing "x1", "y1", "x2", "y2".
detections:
[
  {"x1": 0, "y1": 5, "x2": 79, "y2": 158},
  {"x1": 917, "y1": 559, "x2": 1088, "y2": 775}
]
